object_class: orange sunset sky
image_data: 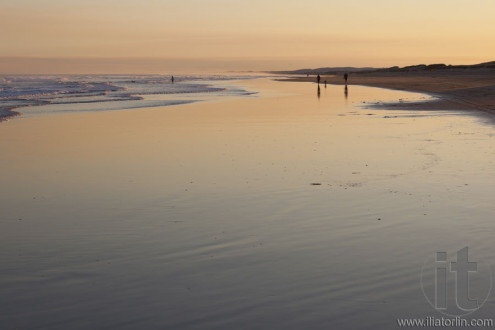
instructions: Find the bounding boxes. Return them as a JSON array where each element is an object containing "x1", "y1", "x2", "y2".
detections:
[{"x1": 1, "y1": 0, "x2": 494, "y2": 74}]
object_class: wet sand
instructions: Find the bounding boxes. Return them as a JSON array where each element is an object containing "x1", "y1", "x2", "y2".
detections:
[
  {"x1": 281, "y1": 69, "x2": 495, "y2": 114},
  {"x1": 1, "y1": 78, "x2": 495, "y2": 329}
]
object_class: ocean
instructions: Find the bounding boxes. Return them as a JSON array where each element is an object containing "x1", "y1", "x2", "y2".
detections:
[{"x1": 0, "y1": 74, "x2": 260, "y2": 120}]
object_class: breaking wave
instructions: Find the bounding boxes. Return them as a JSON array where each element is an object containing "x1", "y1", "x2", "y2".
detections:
[{"x1": 0, "y1": 74, "x2": 259, "y2": 120}]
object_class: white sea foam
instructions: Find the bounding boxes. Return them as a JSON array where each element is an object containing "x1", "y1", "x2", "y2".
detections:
[{"x1": 0, "y1": 74, "x2": 260, "y2": 119}]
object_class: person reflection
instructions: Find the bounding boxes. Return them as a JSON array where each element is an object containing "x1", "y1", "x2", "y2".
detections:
[
  {"x1": 344, "y1": 85, "x2": 348, "y2": 99},
  {"x1": 317, "y1": 85, "x2": 321, "y2": 99}
]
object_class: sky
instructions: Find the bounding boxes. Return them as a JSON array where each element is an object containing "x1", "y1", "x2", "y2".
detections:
[{"x1": 1, "y1": 0, "x2": 494, "y2": 74}]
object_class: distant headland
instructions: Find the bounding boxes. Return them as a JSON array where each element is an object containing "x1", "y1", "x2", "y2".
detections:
[{"x1": 271, "y1": 61, "x2": 495, "y2": 75}]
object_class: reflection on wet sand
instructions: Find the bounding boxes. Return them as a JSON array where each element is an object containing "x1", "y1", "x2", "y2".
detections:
[{"x1": 1, "y1": 79, "x2": 495, "y2": 330}]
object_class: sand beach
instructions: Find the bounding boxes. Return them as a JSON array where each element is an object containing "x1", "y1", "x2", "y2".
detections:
[
  {"x1": 3, "y1": 0, "x2": 495, "y2": 328},
  {"x1": 1, "y1": 77, "x2": 495, "y2": 329},
  {"x1": 282, "y1": 69, "x2": 495, "y2": 114}
]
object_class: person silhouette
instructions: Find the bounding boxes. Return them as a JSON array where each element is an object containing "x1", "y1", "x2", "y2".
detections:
[
  {"x1": 344, "y1": 73, "x2": 348, "y2": 85},
  {"x1": 324, "y1": 80, "x2": 327, "y2": 88},
  {"x1": 171, "y1": 76, "x2": 175, "y2": 83},
  {"x1": 317, "y1": 74, "x2": 321, "y2": 85}
]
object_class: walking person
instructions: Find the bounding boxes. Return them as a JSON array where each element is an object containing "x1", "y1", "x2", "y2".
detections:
[
  {"x1": 317, "y1": 74, "x2": 321, "y2": 85},
  {"x1": 344, "y1": 73, "x2": 348, "y2": 85}
]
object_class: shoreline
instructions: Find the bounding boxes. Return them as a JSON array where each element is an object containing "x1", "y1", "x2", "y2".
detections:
[
  {"x1": 0, "y1": 75, "x2": 260, "y2": 123},
  {"x1": 279, "y1": 70, "x2": 495, "y2": 114},
  {"x1": 3, "y1": 71, "x2": 495, "y2": 122}
]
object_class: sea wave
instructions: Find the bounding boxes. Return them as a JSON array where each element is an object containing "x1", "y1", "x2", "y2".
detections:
[{"x1": 0, "y1": 74, "x2": 259, "y2": 120}]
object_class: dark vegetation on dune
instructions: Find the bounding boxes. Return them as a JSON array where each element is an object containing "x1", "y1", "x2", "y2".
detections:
[{"x1": 272, "y1": 61, "x2": 495, "y2": 75}]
